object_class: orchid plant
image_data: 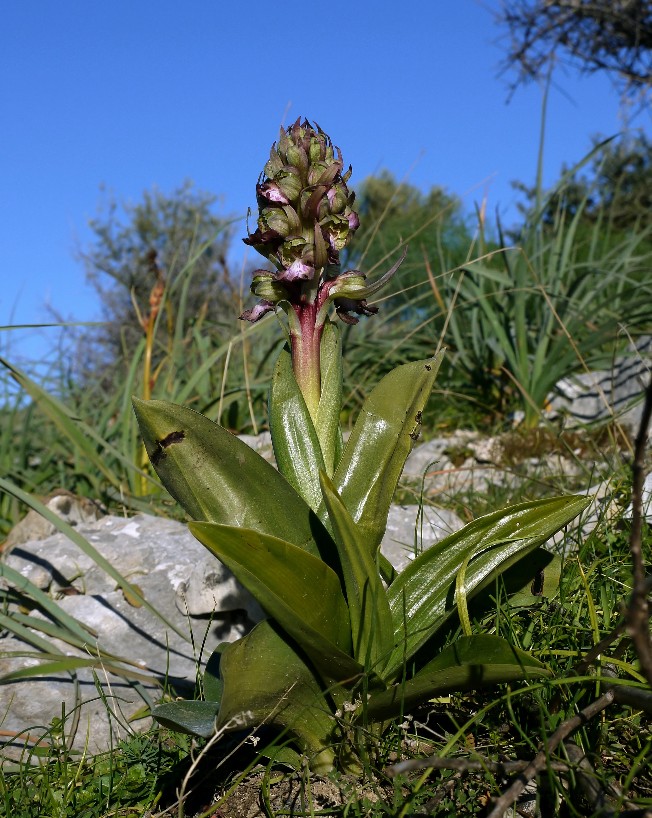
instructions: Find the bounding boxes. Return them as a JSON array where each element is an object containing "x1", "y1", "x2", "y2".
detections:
[{"x1": 133, "y1": 119, "x2": 589, "y2": 772}]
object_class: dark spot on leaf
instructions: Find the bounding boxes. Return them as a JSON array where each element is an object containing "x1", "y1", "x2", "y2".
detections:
[
  {"x1": 415, "y1": 411, "x2": 422, "y2": 424},
  {"x1": 151, "y1": 430, "x2": 185, "y2": 465},
  {"x1": 530, "y1": 570, "x2": 545, "y2": 596},
  {"x1": 425, "y1": 364, "x2": 431, "y2": 371},
  {"x1": 160, "y1": 430, "x2": 185, "y2": 448}
]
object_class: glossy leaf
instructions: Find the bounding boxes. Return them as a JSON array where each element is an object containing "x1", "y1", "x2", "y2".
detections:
[
  {"x1": 384, "y1": 495, "x2": 590, "y2": 677},
  {"x1": 477, "y1": 547, "x2": 563, "y2": 609},
  {"x1": 132, "y1": 398, "x2": 331, "y2": 559},
  {"x1": 269, "y1": 347, "x2": 326, "y2": 513},
  {"x1": 203, "y1": 647, "x2": 223, "y2": 702},
  {"x1": 153, "y1": 700, "x2": 221, "y2": 738},
  {"x1": 188, "y1": 522, "x2": 361, "y2": 684},
  {"x1": 365, "y1": 635, "x2": 550, "y2": 721},
  {"x1": 315, "y1": 320, "x2": 343, "y2": 476},
  {"x1": 332, "y1": 351, "x2": 444, "y2": 556},
  {"x1": 319, "y1": 471, "x2": 393, "y2": 672},
  {"x1": 217, "y1": 620, "x2": 336, "y2": 772}
]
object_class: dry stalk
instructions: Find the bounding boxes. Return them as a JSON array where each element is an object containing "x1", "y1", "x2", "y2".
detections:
[
  {"x1": 626, "y1": 376, "x2": 652, "y2": 685},
  {"x1": 485, "y1": 690, "x2": 615, "y2": 818}
]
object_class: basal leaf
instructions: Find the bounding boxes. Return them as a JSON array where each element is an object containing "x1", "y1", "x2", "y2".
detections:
[
  {"x1": 319, "y1": 472, "x2": 393, "y2": 672},
  {"x1": 331, "y1": 352, "x2": 444, "y2": 557},
  {"x1": 132, "y1": 398, "x2": 331, "y2": 559},
  {"x1": 471, "y1": 547, "x2": 562, "y2": 611},
  {"x1": 153, "y1": 700, "x2": 221, "y2": 738},
  {"x1": 203, "y1": 647, "x2": 223, "y2": 702},
  {"x1": 365, "y1": 635, "x2": 550, "y2": 721},
  {"x1": 217, "y1": 620, "x2": 336, "y2": 772},
  {"x1": 385, "y1": 495, "x2": 590, "y2": 677},
  {"x1": 269, "y1": 347, "x2": 326, "y2": 513},
  {"x1": 188, "y1": 522, "x2": 361, "y2": 685},
  {"x1": 315, "y1": 320, "x2": 343, "y2": 476}
]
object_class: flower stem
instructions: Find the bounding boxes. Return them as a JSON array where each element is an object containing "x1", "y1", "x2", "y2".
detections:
[{"x1": 291, "y1": 301, "x2": 323, "y2": 421}]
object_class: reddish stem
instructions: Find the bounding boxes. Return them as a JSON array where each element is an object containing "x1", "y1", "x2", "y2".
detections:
[{"x1": 290, "y1": 301, "x2": 323, "y2": 420}]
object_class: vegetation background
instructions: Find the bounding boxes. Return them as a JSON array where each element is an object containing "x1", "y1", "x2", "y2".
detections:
[{"x1": 1, "y1": 1, "x2": 652, "y2": 815}]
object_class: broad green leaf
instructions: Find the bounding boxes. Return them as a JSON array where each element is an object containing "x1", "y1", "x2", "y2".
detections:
[
  {"x1": 132, "y1": 398, "x2": 333, "y2": 560},
  {"x1": 269, "y1": 347, "x2": 326, "y2": 513},
  {"x1": 203, "y1": 647, "x2": 223, "y2": 702},
  {"x1": 365, "y1": 635, "x2": 550, "y2": 721},
  {"x1": 217, "y1": 620, "x2": 336, "y2": 772},
  {"x1": 385, "y1": 495, "x2": 590, "y2": 677},
  {"x1": 188, "y1": 522, "x2": 361, "y2": 685},
  {"x1": 331, "y1": 351, "x2": 444, "y2": 556},
  {"x1": 315, "y1": 320, "x2": 343, "y2": 476},
  {"x1": 470, "y1": 547, "x2": 562, "y2": 610},
  {"x1": 319, "y1": 472, "x2": 393, "y2": 672},
  {"x1": 153, "y1": 700, "x2": 221, "y2": 738}
]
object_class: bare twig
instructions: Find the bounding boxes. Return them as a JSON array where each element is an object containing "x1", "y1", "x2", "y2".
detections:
[
  {"x1": 626, "y1": 376, "x2": 652, "y2": 687},
  {"x1": 563, "y1": 741, "x2": 619, "y2": 818},
  {"x1": 386, "y1": 755, "x2": 570, "y2": 777},
  {"x1": 485, "y1": 690, "x2": 615, "y2": 818}
]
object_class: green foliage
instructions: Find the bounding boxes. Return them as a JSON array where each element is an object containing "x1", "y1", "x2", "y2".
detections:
[
  {"x1": 135, "y1": 335, "x2": 589, "y2": 771},
  {"x1": 345, "y1": 170, "x2": 475, "y2": 308},
  {"x1": 0, "y1": 730, "x2": 185, "y2": 818},
  {"x1": 76, "y1": 181, "x2": 241, "y2": 382},
  {"x1": 0, "y1": 240, "x2": 280, "y2": 532},
  {"x1": 515, "y1": 133, "x2": 652, "y2": 242},
  {"x1": 437, "y1": 150, "x2": 652, "y2": 425}
]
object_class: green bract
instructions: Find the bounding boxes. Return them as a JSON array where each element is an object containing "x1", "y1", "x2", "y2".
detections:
[{"x1": 133, "y1": 119, "x2": 591, "y2": 773}]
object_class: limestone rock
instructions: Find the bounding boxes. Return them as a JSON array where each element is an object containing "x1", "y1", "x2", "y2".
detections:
[
  {"x1": 237, "y1": 431, "x2": 275, "y2": 465},
  {"x1": 176, "y1": 558, "x2": 265, "y2": 620},
  {"x1": 547, "y1": 336, "x2": 651, "y2": 437},
  {"x1": 0, "y1": 513, "x2": 260, "y2": 758},
  {"x1": 380, "y1": 504, "x2": 465, "y2": 572},
  {"x1": 1, "y1": 489, "x2": 103, "y2": 555}
]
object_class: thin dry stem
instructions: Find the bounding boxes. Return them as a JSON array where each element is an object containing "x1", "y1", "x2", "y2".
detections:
[
  {"x1": 626, "y1": 376, "x2": 652, "y2": 686},
  {"x1": 486, "y1": 690, "x2": 615, "y2": 818}
]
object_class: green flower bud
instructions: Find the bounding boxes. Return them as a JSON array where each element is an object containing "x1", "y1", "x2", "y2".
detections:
[
  {"x1": 261, "y1": 207, "x2": 292, "y2": 237},
  {"x1": 285, "y1": 143, "x2": 308, "y2": 176},
  {"x1": 250, "y1": 271, "x2": 288, "y2": 302},
  {"x1": 274, "y1": 169, "x2": 303, "y2": 203},
  {"x1": 264, "y1": 145, "x2": 284, "y2": 178},
  {"x1": 245, "y1": 118, "x2": 359, "y2": 272}
]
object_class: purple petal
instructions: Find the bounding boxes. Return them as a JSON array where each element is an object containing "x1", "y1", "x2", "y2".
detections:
[
  {"x1": 256, "y1": 182, "x2": 290, "y2": 204},
  {"x1": 239, "y1": 300, "x2": 276, "y2": 323},
  {"x1": 280, "y1": 260, "x2": 315, "y2": 282},
  {"x1": 335, "y1": 297, "x2": 379, "y2": 325}
]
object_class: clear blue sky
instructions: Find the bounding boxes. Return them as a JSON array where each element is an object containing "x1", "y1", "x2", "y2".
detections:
[{"x1": 1, "y1": 0, "x2": 647, "y2": 365}]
